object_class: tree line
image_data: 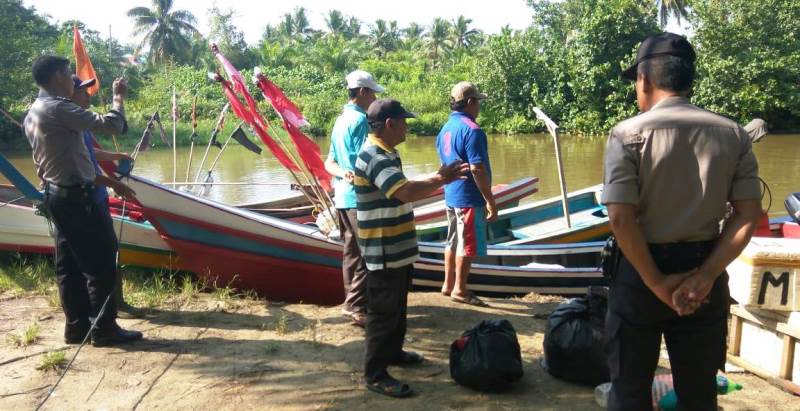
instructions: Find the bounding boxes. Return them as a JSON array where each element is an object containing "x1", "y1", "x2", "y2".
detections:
[{"x1": 1, "y1": 0, "x2": 798, "y2": 150}]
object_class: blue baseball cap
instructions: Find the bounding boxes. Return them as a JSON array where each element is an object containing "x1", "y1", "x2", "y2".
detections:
[{"x1": 72, "y1": 75, "x2": 96, "y2": 89}]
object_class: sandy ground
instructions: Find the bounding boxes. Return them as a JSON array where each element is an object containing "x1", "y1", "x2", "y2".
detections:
[{"x1": 1, "y1": 291, "x2": 798, "y2": 411}]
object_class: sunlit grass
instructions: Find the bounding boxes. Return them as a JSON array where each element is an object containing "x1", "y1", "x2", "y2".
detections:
[
  {"x1": 6, "y1": 321, "x2": 41, "y2": 348},
  {"x1": 0, "y1": 252, "x2": 262, "y2": 313},
  {"x1": 0, "y1": 253, "x2": 56, "y2": 297},
  {"x1": 36, "y1": 351, "x2": 67, "y2": 372}
]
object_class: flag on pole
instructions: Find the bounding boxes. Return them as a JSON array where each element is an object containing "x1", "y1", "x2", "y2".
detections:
[
  {"x1": 253, "y1": 68, "x2": 310, "y2": 128},
  {"x1": 211, "y1": 72, "x2": 300, "y2": 172},
  {"x1": 72, "y1": 25, "x2": 100, "y2": 96},
  {"x1": 252, "y1": 68, "x2": 330, "y2": 191},
  {"x1": 282, "y1": 120, "x2": 332, "y2": 191},
  {"x1": 230, "y1": 126, "x2": 262, "y2": 155}
]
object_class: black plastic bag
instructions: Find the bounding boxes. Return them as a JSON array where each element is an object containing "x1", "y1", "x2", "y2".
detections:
[
  {"x1": 542, "y1": 289, "x2": 609, "y2": 386},
  {"x1": 449, "y1": 319, "x2": 524, "y2": 393}
]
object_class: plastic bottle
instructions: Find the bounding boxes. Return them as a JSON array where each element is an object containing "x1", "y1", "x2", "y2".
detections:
[
  {"x1": 594, "y1": 382, "x2": 612, "y2": 408},
  {"x1": 717, "y1": 375, "x2": 743, "y2": 394}
]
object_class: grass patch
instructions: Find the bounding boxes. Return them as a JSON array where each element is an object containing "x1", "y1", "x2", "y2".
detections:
[
  {"x1": 0, "y1": 252, "x2": 267, "y2": 313},
  {"x1": 0, "y1": 253, "x2": 56, "y2": 297},
  {"x1": 263, "y1": 341, "x2": 280, "y2": 355},
  {"x1": 37, "y1": 351, "x2": 67, "y2": 372},
  {"x1": 6, "y1": 322, "x2": 41, "y2": 348},
  {"x1": 274, "y1": 312, "x2": 290, "y2": 335}
]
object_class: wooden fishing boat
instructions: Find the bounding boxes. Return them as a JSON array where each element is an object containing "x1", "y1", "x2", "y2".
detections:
[
  {"x1": 124, "y1": 174, "x2": 605, "y2": 305},
  {"x1": 244, "y1": 177, "x2": 540, "y2": 224},
  {"x1": 236, "y1": 183, "x2": 444, "y2": 210},
  {"x1": 0, "y1": 185, "x2": 178, "y2": 270},
  {"x1": 417, "y1": 184, "x2": 610, "y2": 245},
  {"x1": 0, "y1": 175, "x2": 536, "y2": 266}
]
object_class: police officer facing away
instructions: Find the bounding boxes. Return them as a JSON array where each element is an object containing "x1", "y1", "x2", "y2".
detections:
[
  {"x1": 602, "y1": 33, "x2": 762, "y2": 410},
  {"x1": 24, "y1": 55, "x2": 143, "y2": 347}
]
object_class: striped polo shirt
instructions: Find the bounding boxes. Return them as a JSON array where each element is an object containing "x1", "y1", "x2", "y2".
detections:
[{"x1": 354, "y1": 135, "x2": 419, "y2": 271}]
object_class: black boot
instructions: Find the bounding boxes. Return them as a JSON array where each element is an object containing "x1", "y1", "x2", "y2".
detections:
[
  {"x1": 115, "y1": 272, "x2": 144, "y2": 319},
  {"x1": 91, "y1": 322, "x2": 143, "y2": 347},
  {"x1": 64, "y1": 319, "x2": 90, "y2": 344}
]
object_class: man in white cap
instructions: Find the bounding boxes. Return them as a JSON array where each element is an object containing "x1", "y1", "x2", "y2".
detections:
[
  {"x1": 325, "y1": 70, "x2": 384, "y2": 327},
  {"x1": 436, "y1": 81, "x2": 496, "y2": 307}
]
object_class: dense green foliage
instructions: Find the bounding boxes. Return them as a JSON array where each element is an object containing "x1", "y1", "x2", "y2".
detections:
[
  {"x1": 1, "y1": 0, "x2": 798, "y2": 150},
  {"x1": 690, "y1": 0, "x2": 800, "y2": 130}
]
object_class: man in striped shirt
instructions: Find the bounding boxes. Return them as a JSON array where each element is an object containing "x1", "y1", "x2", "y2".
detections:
[{"x1": 354, "y1": 99, "x2": 468, "y2": 398}]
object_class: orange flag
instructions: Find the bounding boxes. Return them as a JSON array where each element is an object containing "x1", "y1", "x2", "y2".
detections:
[{"x1": 72, "y1": 26, "x2": 99, "y2": 96}]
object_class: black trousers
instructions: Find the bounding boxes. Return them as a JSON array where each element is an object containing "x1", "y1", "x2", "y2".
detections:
[
  {"x1": 606, "y1": 241, "x2": 729, "y2": 411},
  {"x1": 338, "y1": 208, "x2": 368, "y2": 314},
  {"x1": 364, "y1": 265, "x2": 412, "y2": 383},
  {"x1": 45, "y1": 191, "x2": 118, "y2": 329}
]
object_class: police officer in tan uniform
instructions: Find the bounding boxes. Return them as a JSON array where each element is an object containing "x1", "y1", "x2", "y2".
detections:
[{"x1": 602, "y1": 33, "x2": 762, "y2": 410}]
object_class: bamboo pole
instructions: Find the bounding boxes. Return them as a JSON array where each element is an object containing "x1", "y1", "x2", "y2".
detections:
[
  {"x1": 194, "y1": 104, "x2": 229, "y2": 184},
  {"x1": 248, "y1": 122, "x2": 322, "y2": 214},
  {"x1": 264, "y1": 122, "x2": 337, "y2": 226},
  {"x1": 251, "y1": 71, "x2": 332, "y2": 212},
  {"x1": 533, "y1": 107, "x2": 571, "y2": 228},
  {"x1": 171, "y1": 87, "x2": 178, "y2": 186},
  {"x1": 185, "y1": 95, "x2": 198, "y2": 182},
  {"x1": 258, "y1": 89, "x2": 335, "y2": 220}
]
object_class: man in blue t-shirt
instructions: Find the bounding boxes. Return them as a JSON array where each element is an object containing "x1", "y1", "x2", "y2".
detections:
[
  {"x1": 324, "y1": 70, "x2": 384, "y2": 326},
  {"x1": 435, "y1": 82, "x2": 496, "y2": 307},
  {"x1": 71, "y1": 75, "x2": 139, "y2": 317}
]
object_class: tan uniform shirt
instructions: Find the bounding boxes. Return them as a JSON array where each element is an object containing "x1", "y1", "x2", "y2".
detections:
[
  {"x1": 602, "y1": 96, "x2": 760, "y2": 243},
  {"x1": 24, "y1": 91, "x2": 126, "y2": 186}
]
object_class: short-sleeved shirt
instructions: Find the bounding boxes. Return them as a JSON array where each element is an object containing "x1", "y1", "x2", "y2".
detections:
[
  {"x1": 24, "y1": 90, "x2": 127, "y2": 186},
  {"x1": 354, "y1": 135, "x2": 419, "y2": 271},
  {"x1": 436, "y1": 111, "x2": 492, "y2": 208},
  {"x1": 82, "y1": 131, "x2": 109, "y2": 205},
  {"x1": 327, "y1": 103, "x2": 369, "y2": 209},
  {"x1": 602, "y1": 96, "x2": 760, "y2": 243}
]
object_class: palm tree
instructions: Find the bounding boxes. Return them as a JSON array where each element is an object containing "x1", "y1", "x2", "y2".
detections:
[
  {"x1": 292, "y1": 7, "x2": 311, "y2": 39},
  {"x1": 369, "y1": 19, "x2": 400, "y2": 56},
  {"x1": 656, "y1": 0, "x2": 690, "y2": 27},
  {"x1": 427, "y1": 18, "x2": 452, "y2": 65},
  {"x1": 451, "y1": 15, "x2": 481, "y2": 49},
  {"x1": 262, "y1": 24, "x2": 280, "y2": 42},
  {"x1": 403, "y1": 22, "x2": 425, "y2": 41},
  {"x1": 277, "y1": 7, "x2": 311, "y2": 41},
  {"x1": 127, "y1": 0, "x2": 199, "y2": 64},
  {"x1": 276, "y1": 13, "x2": 294, "y2": 39},
  {"x1": 345, "y1": 17, "x2": 362, "y2": 39},
  {"x1": 325, "y1": 10, "x2": 346, "y2": 37}
]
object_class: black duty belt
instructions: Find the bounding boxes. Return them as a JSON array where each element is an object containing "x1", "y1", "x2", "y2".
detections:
[
  {"x1": 647, "y1": 240, "x2": 717, "y2": 274},
  {"x1": 44, "y1": 182, "x2": 94, "y2": 202}
]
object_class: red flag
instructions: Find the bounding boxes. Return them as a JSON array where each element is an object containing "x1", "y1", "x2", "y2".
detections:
[
  {"x1": 72, "y1": 26, "x2": 100, "y2": 96},
  {"x1": 254, "y1": 68, "x2": 310, "y2": 128},
  {"x1": 252, "y1": 69, "x2": 329, "y2": 191},
  {"x1": 213, "y1": 73, "x2": 300, "y2": 172},
  {"x1": 283, "y1": 120, "x2": 332, "y2": 191}
]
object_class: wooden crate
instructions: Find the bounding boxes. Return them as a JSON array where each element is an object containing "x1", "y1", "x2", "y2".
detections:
[
  {"x1": 728, "y1": 305, "x2": 800, "y2": 394},
  {"x1": 727, "y1": 237, "x2": 800, "y2": 311}
]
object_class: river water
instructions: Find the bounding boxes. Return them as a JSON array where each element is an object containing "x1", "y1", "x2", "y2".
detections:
[{"x1": 4, "y1": 133, "x2": 799, "y2": 216}]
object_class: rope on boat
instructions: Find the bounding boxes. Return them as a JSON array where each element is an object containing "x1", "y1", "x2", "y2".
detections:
[{"x1": 0, "y1": 195, "x2": 26, "y2": 208}]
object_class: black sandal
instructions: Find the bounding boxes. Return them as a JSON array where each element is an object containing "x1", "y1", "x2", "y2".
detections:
[
  {"x1": 366, "y1": 377, "x2": 414, "y2": 398},
  {"x1": 391, "y1": 350, "x2": 424, "y2": 366}
]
